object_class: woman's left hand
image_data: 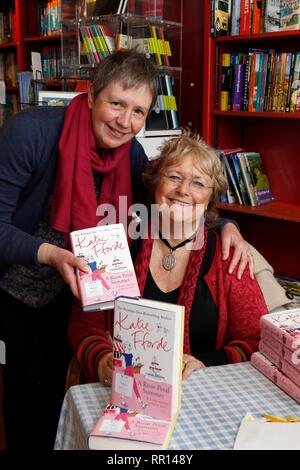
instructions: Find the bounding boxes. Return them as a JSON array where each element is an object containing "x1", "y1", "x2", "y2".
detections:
[
  {"x1": 220, "y1": 223, "x2": 254, "y2": 280},
  {"x1": 182, "y1": 354, "x2": 205, "y2": 380}
]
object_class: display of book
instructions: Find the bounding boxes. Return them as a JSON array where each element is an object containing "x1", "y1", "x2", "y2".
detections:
[
  {"x1": 88, "y1": 296, "x2": 184, "y2": 449},
  {"x1": 70, "y1": 224, "x2": 140, "y2": 311}
]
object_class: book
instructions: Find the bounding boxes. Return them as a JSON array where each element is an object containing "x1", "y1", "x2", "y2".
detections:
[
  {"x1": 260, "y1": 308, "x2": 300, "y2": 350},
  {"x1": 88, "y1": 402, "x2": 175, "y2": 450},
  {"x1": 264, "y1": 0, "x2": 281, "y2": 32},
  {"x1": 259, "y1": 340, "x2": 300, "y2": 385},
  {"x1": 261, "y1": 329, "x2": 300, "y2": 371},
  {"x1": 251, "y1": 352, "x2": 300, "y2": 404},
  {"x1": 242, "y1": 152, "x2": 274, "y2": 204},
  {"x1": 70, "y1": 224, "x2": 140, "y2": 312},
  {"x1": 88, "y1": 296, "x2": 184, "y2": 449}
]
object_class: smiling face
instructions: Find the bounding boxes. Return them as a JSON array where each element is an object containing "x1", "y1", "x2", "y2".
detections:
[
  {"x1": 154, "y1": 154, "x2": 214, "y2": 234},
  {"x1": 88, "y1": 80, "x2": 153, "y2": 149}
]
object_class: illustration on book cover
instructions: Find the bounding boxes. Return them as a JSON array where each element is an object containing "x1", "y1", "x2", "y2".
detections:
[
  {"x1": 70, "y1": 224, "x2": 140, "y2": 309},
  {"x1": 111, "y1": 300, "x2": 178, "y2": 421}
]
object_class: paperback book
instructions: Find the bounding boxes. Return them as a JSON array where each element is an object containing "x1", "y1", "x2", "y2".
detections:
[
  {"x1": 88, "y1": 296, "x2": 184, "y2": 449},
  {"x1": 260, "y1": 308, "x2": 300, "y2": 350},
  {"x1": 70, "y1": 224, "x2": 140, "y2": 312},
  {"x1": 251, "y1": 352, "x2": 300, "y2": 404}
]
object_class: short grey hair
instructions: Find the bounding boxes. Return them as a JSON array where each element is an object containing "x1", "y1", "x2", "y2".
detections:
[{"x1": 91, "y1": 50, "x2": 159, "y2": 110}]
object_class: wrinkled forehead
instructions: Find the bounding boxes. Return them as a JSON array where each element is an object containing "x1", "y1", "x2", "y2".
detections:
[{"x1": 164, "y1": 152, "x2": 214, "y2": 179}]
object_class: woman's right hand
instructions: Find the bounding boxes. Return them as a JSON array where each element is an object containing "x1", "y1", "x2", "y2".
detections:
[
  {"x1": 37, "y1": 242, "x2": 89, "y2": 298},
  {"x1": 98, "y1": 352, "x2": 113, "y2": 386}
]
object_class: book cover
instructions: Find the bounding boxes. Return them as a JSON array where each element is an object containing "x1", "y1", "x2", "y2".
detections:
[
  {"x1": 242, "y1": 152, "x2": 274, "y2": 204},
  {"x1": 251, "y1": 352, "x2": 300, "y2": 404},
  {"x1": 88, "y1": 296, "x2": 184, "y2": 449},
  {"x1": 88, "y1": 402, "x2": 174, "y2": 450},
  {"x1": 264, "y1": 0, "x2": 281, "y2": 32},
  {"x1": 260, "y1": 308, "x2": 300, "y2": 350},
  {"x1": 211, "y1": 0, "x2": 232, "y2": 36},
  {"x1": 111, "y1": 297, "x2": 184, "y2": 420},
  {"x1": 70, "y1": 224, "x2": 140, "y2": 312}
]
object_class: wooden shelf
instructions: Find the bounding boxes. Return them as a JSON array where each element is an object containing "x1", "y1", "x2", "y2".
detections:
[
  {"x1": 24, "y1": 34, "x2": 61, "y2": 42},
  {"x1": 217, "y1": 201, "x2": 300, "y2": 223},
  {"x1": 214, "y1": 30, "x2": 300, "y2": 43},
  {"x1": 6, "y1": 86, "x2": 19, "y2": 92},
  {"x1": 0, "y1": 42, "x2": 16, "y2": 49},
  {"x1": 214, "y1": 111, "x2": 300, "y2": 119}
]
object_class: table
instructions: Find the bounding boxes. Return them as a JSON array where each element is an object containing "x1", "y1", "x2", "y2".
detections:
[{"x1": 54, "y1": 362, "x2": 300, "y2": 450}]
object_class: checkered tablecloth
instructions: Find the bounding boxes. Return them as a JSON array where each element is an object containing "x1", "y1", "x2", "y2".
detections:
[{"x1": 54, "y1": 362, "x2": 300, "y2": 450}]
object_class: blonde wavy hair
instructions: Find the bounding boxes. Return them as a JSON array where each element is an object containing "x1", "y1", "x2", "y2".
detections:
[{"x1": 142, "y1": 131, "x2": 228, "y2": 228}]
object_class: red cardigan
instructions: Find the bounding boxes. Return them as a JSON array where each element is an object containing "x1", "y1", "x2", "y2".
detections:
[{"x1": 68, "y1": 233, "x2": 267, "y2": 382}]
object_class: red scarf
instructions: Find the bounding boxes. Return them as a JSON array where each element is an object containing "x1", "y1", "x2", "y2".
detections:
[
  {"x1": 134, "y1": 228, "x2": 208, "y2": 354},
  {"x1": 51, "y1": 93, "x2": 132, "y2": 233}
]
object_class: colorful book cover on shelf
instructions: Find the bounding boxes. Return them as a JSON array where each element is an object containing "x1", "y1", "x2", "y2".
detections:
[
  {"x1": 264, "y1": 0, "x2": 281, "y2": 32},
  {"x1": 280, "y1": 1, "x2": 300, "y2": 31},
  {"x1": 260, "y1": 308, "x2": 300, "y2": 350},
  {"x1": 251, "y1": 352, "x2": 300, "y2": 404},
  {"x1": 111, "y1": 297, "x2": 184, "y2": 421},
  {"x1": 242, "y1": 152, "x2": 274, "y2": 204},
  {"x1": 210, "y1": 0, "x2": 232, "y2": 36},
  {"x1": 70, "y1": 224, "x2": 140, "y2": 312}
]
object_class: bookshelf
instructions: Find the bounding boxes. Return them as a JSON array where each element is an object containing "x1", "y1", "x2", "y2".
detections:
[
  {"x1": 202, "y1": 0, "x2": 300, "y2": 278},
  {"x1": 60, "y1": 0, "x2": 182, "y2": 134}
]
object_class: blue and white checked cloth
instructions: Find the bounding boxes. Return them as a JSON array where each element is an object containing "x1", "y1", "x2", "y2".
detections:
[{"x1": 54, "y1": 362, "x2": 300, "y2": 450}]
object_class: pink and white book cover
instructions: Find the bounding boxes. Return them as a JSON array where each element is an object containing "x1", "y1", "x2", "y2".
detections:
[
  {"x1": 260, "y1": 308, "x2": 300, "y2": 349},
  {"x1": 251, "y1": 352, "x2": 300, "y2": 404},
  {"x1": 111, "y1": 297, "x2": 184, "y2": 422},
  {"x1": 260, "y1": 330, "x2": 300, "y2": 372},
  {"x1": 70, "y1": 224, "x2": 140, "y2": 311},
  {"x1": 89, "y1": 402, "x2": 172, "y2": 447}
]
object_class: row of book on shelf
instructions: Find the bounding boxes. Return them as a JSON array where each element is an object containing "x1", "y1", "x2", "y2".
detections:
[
  {"x1": 70, "y1": 223, "x2": 183, "y2": 449},
  {"x1": 211, "y1": 0, "x2": 300, "y2": 37},
  {"x1": 218, "y1": 148, "x2": 274, "y2": 206},
  {"x1": 219, "y1": 49, "x2": 300, "y2": 113},
  {"x1": 251, "y1": 307, "x2": 300, "y2": 405},
  {"x1": 79, "y1": 22, "x2": 172, "y2": 67}
]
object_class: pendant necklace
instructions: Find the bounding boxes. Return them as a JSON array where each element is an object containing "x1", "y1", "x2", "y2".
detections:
[{"x1": 158, "y1": 231, "x2": 196, "y2": 271}]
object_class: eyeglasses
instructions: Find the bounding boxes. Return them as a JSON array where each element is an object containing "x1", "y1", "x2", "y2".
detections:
[{"x1": 162, "y1": 173, "x2": 214, "y2": 193}]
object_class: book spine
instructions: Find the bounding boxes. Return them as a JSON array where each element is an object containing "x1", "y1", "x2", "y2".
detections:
[
  {"x1": 219, "y1": 52, "x2": 231, "y2": 111},
  {"x1": 223, "y1": 153, "x2": 243, "y2": 205},
  {"x1": 240, "y1": 0, "x2": 251, "y2": 35},
  {"x1": 236, "y1": 152, "x2": 257, "y2": 205},
  {"x1": 251, "y1": 352, "x2": 300, "y2": 404},
  {"x1": 261, "y1": 330, "x2": 300, "y2": 371},
  {"x1": 260, "y1": 318, "x2": 296, "y2": 349}
]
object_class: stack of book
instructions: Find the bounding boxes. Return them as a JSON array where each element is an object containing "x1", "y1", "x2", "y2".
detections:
[{"x1": 251, "y1": 308, "x2": 300, "y2": 403}]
